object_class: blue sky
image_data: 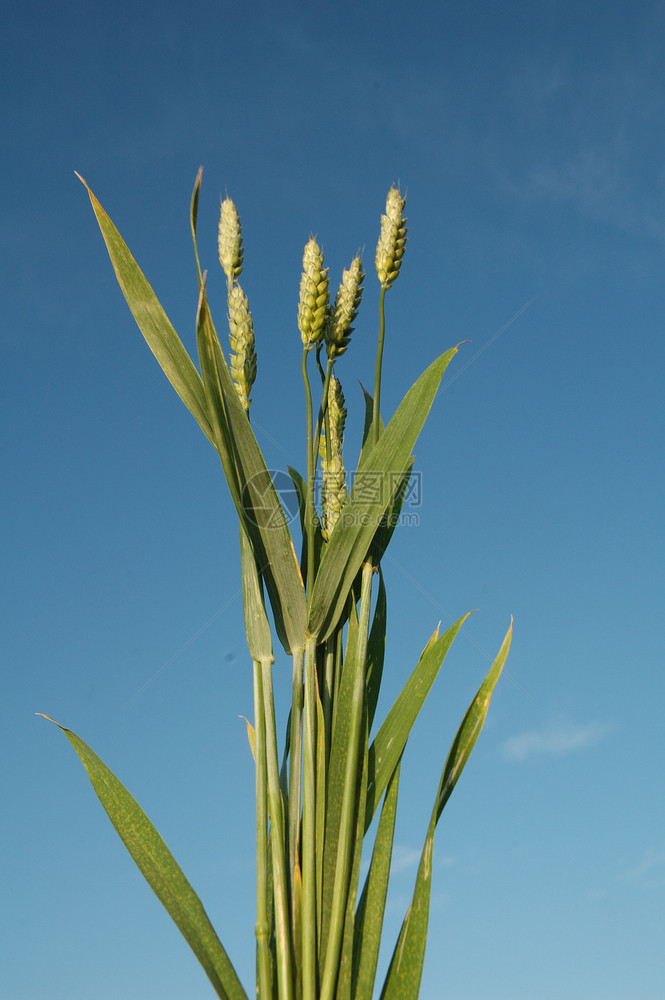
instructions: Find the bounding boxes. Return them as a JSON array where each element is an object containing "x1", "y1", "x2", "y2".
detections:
[{"x1": 2, "y1": 1, "x2": 664, "y2": 998}]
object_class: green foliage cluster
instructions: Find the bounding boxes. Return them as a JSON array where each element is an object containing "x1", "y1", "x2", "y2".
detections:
[{"x1": 43, "y1": 172, "x2": 511, "y2": 1000}]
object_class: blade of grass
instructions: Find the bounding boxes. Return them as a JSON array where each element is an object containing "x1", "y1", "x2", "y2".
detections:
[
  {"x1": 301, "y1": 635, "x2": 319, "y2": 1000},
  {"x1": 253, "y1": 660, "x2": 273, "y2": 1000},
  {"x1": 190, "y1": 166, "x2": 204, "y2": 285},
  {"x1": 292, "y1": 860, "x2": 303, "y2": 1000},
  {"x1": 288, "y1": 647, "x2": 304, "y2": 909},
  {"x1": 379, "y1": 620, "x2": 512, "y2": 1000},
  {"x1": 39, "y1": 715, "x2": 248, "y2": 1000},
  {"x1": 335, "y1": 711, "x2": 368, "y2": 1000},
  {"x1": 315, "y1": 676, "x2": 327, "y2": 945},
  {"x1": 239, "y1": 523, "x2": 274, "y2": 665},
  {"x1": 351, "y1": 760, "x2": 401, "y2": 1000},
  {"x1": 195, "y1": 278, "x2": 243, "y2": 508},
  {"x1": 258, "y1": 663, "x2": 295, "y2": 1000},
  {"x1": 196, "y1": 283, "x2": 307, "y2": 655},
  {"x1": 240, "y1": 525, "x2": 274, "y2": 999},
  {"x1": 365, "y1": 567, "x2": 386, "y2": 734},
  {"x1": 365, "y1": 613, "x2": 471, "y2": 831},
  {"x1": 78, "y1": 175, "x2": 214, "y2": 445},
  {"x1": 81, "y1": 176, "x2": 307, "y2": 656},
  {"x1": 435, "y1": 619, "x2": 513, "y2": 820},
  {"x1": 195, "y1": 286, "x2": 303, "y2": 658},
  {"x1": 288, "y1": 465, "x2": 324, "y2": 582},
  {"x1": 308, "y1": 347, "x2": 458, "y2": 642},
  {"x1": 359, "y1": 384, "x2": 380, "y2": 452},
  {"x1": 319, "y1": 600, "x2": 359, "y2": 967},
  {"x1": 319, "y1": 561, "x2": 373, "y2": 1000},
  {"x1": 372, "y1": 458, "x2": 414, "y2": 564}
]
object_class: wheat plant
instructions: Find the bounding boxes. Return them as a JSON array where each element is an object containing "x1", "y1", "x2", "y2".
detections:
[{"x1": 40, "y1": 171, "x2": 512, "y2": 1000}]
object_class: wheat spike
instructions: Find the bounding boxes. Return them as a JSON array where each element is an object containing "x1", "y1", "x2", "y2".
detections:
[{"x1": 375, "y1": 186, "x2": 407, "y2": 289}]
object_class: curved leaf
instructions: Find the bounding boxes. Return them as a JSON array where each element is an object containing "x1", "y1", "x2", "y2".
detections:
[
  {"x1": 351, "y1": 761, "x2": 400, "y2": 1000},
  {"x1": 379, "y1": 620, "x2": 512, "y2": 1000},
  {"x1": 77, "y1": 175, "x2": 214, "y2": 445},
  {"x1": 81, "y1": 176, "x2": 307, "y2": 655},
  {"x1": 197, "y1": 282, "x2": 307, "y2": 655},
  {"x1": 308, "y1": 347, "x2": 458, "y2": 642},
  {"x1": 239, "y1": 523, "x2": 273, "y2": 665},
  {"x1": 39, "y1": 715, "x2": 248, "y2": 1000},
  {"x1": 365, "y1": 613, "x2": 471, "y2": 831},
  {"x1": 365, "y1": 567, "x2": 387, "y2": 734}
]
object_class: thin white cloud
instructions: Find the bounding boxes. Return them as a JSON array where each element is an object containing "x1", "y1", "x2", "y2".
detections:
[
  {"x1": 622, "y1": 845, "x2": 665, "y2": 889},
  {"x1": 389, "y1": 844, "x2": 456, "y2": 874},
  {"x1": 494, "y1": 48, "x2": 665, "y2": 246},
  {"x1": 391, "y1": 844, "x2": 422, "y2": 873},
  {"x1": 501, "y1": 720, "x2": 610, "y2": 762}
]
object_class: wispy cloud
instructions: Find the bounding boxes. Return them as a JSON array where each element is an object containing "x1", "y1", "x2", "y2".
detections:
[
  {"x1": 501, "y1": 720, "x2": 610, "y2": 762},
  {"x1": 495, "y1": 49, "x2": 665, "y2": 246},
  {"x1": 391, "y1": 844, "x2": 422, "y2": 873},
  {"x1": 622, "y1": 845, "x2": 665, "y2": 889},
  {"x1": 389, "y1": 843, "x2": 456, "y2": 874}
]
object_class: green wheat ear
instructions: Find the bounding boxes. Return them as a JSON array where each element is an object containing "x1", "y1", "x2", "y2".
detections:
[
  {"x1": 227, "y1": 282, "x2": 257, "y2": 412},
  {"x1": 218, "y1": 196, "x2": 244, "y2": 283},
  {"x1": 298, "y1": 237, "x2": 330, "y2": 348},
  {"x1": 375, "y1": 185, "x2": 408, "y2": 289},
  {"x1": 319, "y1": 373, "x2": 347, "y2": 539},
  {"x1": 326, "y1": 254, "x2": 364, "y2": 360}
]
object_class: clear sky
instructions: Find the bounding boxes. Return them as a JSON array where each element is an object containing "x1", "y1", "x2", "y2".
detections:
[{"x1": 2, "y1": 1, "x2": 664, "y2": 998}]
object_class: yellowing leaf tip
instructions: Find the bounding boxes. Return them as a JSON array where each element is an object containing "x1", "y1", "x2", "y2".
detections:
[{"x1": 35, "y1": 712, "x2": 67, "y2": 732}]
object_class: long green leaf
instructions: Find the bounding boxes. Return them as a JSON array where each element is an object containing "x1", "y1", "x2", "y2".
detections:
[
  {"x1": 40, "y1": 716, "x2": 248, "y2": 1000},
  {"x1": 358, "y1": 386, "x2": 413, "y2": 566},
  {"x1": 288, "y1": 465, "x2": 324, "y2": 583},
  {"x1": 435, "y1": 620, "x2": 513, "y2": 820},
  {"x1": 315, "y1": 677, "x2": 327, "y2": 943},
  {"x1": 359, "y1": 384, "x2": 383, "y2": 456},
  {"x1": 190, "y1": 166, "x2": 204, "y2": 284},
  {"x1": 365, "y1": 613, "x2": 471, "y2": 831},
  {"x1": 336, "y1": 713, "x2": 369, "y2": 1000},
  {"x1": 372, "y1": 457, "x2": 414, "y2": 564},
  {"x1": 319, "y1": 601, "x2": 361, "y2": 968},
  {"x1": 195, "y1": 280, "x2": 243, "y2": 508},
  {"x1": 78, "y1": 175, "x2": 214, "y2": 445},
  {"x1": 198, "y1": 282, "x2": 307, "y2": 656},
  {"x1": 239, "y1": 523, "x2": 274, "y2": 664},
  {"x1": 379, "y1": 621, "x2": 512, "y2": 1000},
  {"x1": 82, "y1": 176, "x2": 307, "y2": 655},
  {"x1": 308, "y1": 347, "x2": 458, "y2": 642},
  {"x1": 351, "y1": 761, "x2": 401, "y2": 1000},
  {"x1": 287, "y1": 465, "x2": 307, "y2": 531},
  {"x1": 365, "y1": 567, "x2": 387, "y2": 733}
]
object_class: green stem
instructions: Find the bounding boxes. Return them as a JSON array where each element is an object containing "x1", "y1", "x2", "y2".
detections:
[
  {"x1": 322, "y1": 636, "x2": 335, "y2": 766},
  {"x1": 315, "y1": 345, "x2": 326, "y2": 383},
  {"x1": 319, "y1": 560, "x2": 374, "y2": 1000},
  {"x1": 288, "y1": 648, "x2": 304, "y2": 891},
  {"x1": 302, "y1": 348, "x2": 316, "y2": 595},
  {"x1": 253, "y1": 660, "x2": 272, "y2": 1000},
  {"x1": 372, "y1": 286, "x2": 387, "y2": 447},
  {"x1": 260, "y1": 659, "x2": 294, "y2": 1000},
  {"x1": 332, "y1": 628, "x2": 343, "y2": 735},
  {"x1": 301, "y1": 634, "x2": 319, "y2": 999},
  {"x1": 313, "y1": 356, "x2": 334, "y2": 473}
]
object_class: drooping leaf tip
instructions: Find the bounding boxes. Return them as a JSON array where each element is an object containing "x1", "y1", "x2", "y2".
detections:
[{"x1": 35, "y1": 712, "x2": 66, "y2": 731}]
